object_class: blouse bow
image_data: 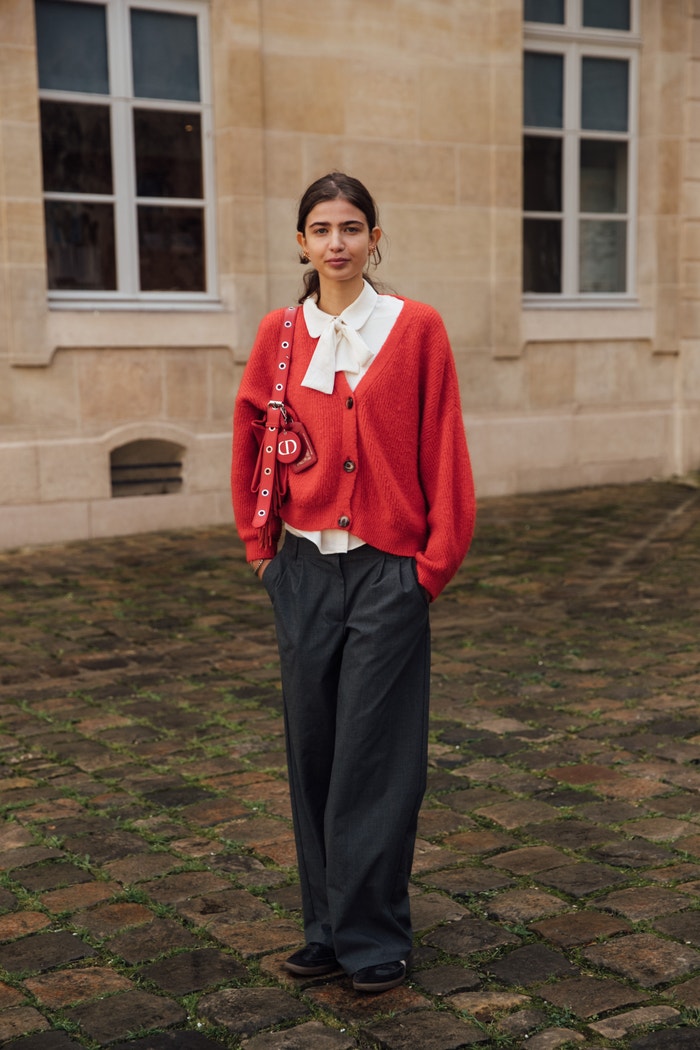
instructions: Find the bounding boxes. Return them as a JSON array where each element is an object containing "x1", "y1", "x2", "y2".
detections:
[{"x1": 301, "y1": 282, "x2": 377, "y2": 395}]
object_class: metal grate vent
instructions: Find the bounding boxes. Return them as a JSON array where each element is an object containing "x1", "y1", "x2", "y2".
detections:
[{"x1": 110, "y1": 440, "x2": 184, "y2": 498}]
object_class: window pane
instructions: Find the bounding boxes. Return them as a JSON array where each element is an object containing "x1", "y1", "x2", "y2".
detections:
[
  {"x1": 134, "y1": 111, "x2": 203, "y2": 199},
  {"x1": 523, "y1": 218, "x2": 561, "y2": 293},
  {"x1": 582, "y1": 58, "x2": 628, "y2": 132},
  {"x1": 524, "y1": 0, "x2": 564, "y2": 24},
  {"x1": 524, "y1": 52, "x2": 563, "y2": 128},
  {"x1": 580, "y1": 140, "x2": 627, "y2": 213},
  {"x1": 138, "y1": 205, "x2": 205, "y2": 291},
  {"x1": 35, "y1": 0, "x2": 108, "y2": 94},
  {"x1": 579, "y1": 220, "x2": 626, "y2": 292},
  {"x1": 524, "y1": 136, "x2": 562, "y2": 211},
  {"x1": 583, "y1": 0, "x2": 630, "y2": 31},
  {"x1": 45, "y1": 200, "x2": 116, "y2": 290},
  {"x1": 40, "y1": 101, "x2": 112, "y2": 195},
  {"x1": 131, "y1": 9, "x2": 200, "y2": 101}
]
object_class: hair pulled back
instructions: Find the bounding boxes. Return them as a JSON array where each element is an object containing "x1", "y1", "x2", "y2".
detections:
[{"x1": 296, "y1": 172, "x2": 383, "y2": 303}]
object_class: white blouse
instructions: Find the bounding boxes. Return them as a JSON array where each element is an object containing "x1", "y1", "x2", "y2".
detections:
[{"x1": 284, "y1": 281, "x2": 403, "y2": 554}]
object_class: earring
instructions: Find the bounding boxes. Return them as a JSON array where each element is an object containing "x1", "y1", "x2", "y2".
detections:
[{"x1": 301, "y1": 252, "x2": 310, "y2": 263}]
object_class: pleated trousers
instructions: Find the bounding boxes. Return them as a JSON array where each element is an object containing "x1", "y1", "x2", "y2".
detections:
[{"x1": 263, "y1": 533, "x2": 431, "y2": 974}]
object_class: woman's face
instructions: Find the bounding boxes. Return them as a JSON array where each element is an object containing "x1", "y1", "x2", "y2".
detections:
[{"x1": 297, "y1": 197, "x2": 381, "y2": 292}]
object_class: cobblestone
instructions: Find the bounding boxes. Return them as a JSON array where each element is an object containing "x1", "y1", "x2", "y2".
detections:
[
  {"x1": 536, "y1": 975, "x2": 646, "y2": 1017},
  {"x1": 362, "y1": 1011, "x2": 489, "y2": 1049},
  {"x1": 484, "y1": 887, "x2": 566, "y2": 922},
  {"x1": 594, "y1": 884, "x2": 693, "y2": 920},
  {"x1": 23, "y1": 967, "x2": 134, "y2": 1007},
  {"x1": 412, "y1": 963, "x2": 481, "y2": 996},
  {"x1": 424, "y1": 915, "x2": 521, "y2": 955},
  {"x1": 445, "y1": 988, "x2": 529, "y2": 1020},
  {"x1": 3, "y1": 1033, "x2": 84, "y2": 1050},
  {"x1": 197, "y1": 987, "x2": 309, "y2": 1037},
  {"x1": 588, "y1": 1004, "x2": 681, "y2": 1039},
  {"x1": 530, "y1": 910, "x2": 631, "y2": 947},
  {"x1": 244, "y1": 1022, "x2": 357, "y2": 1050},
  {"x1": 654, "y1": 910, "x2": 700, "y2": 946},
  {"x1": 1, "y1": 481, "x2": 700, "y2": 1046},
  {"x1": 139, "y1": 947, "x2": 248, "y2": 995},
  {"x1": 524, "y1": 1029, "x2": 585, "y2": 1050},
  {"x1": 0, "y1": 932, "x2": 95, "y2": 974},
  {"x1": 487, "y1": 943, "x2": 578, "y2": 986},
  {"x1": 581, "y1": 931, "x2": 700, "y2": 987},
  {"x1": 65, "y1": 989, "x2": 187, "y2": 1044},
  {"x1": 110, "y1": 1037, "x2": 226, "y2": 1050},
  {"x1": 630, "y1": 1030, "x2": 700, "y2": 1049}
]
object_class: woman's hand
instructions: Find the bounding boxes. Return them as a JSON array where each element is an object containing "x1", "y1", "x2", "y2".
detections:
[{"x1": 256, "y1": 559, "x2": 273, "y2": 579}]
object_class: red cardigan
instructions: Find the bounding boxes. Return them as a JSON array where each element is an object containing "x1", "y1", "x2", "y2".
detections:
[{"x1": 232, "y1": 298, "x2": 476, "y2": 599}]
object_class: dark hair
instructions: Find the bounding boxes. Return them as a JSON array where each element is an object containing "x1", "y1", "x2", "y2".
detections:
[{"x1": 296, "y1": 172, "x2": 383, "y2": 302}]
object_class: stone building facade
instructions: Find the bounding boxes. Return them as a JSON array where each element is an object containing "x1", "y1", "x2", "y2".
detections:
[{"x1": 1, "y1": 0, "x2": 698, "y2": 548}]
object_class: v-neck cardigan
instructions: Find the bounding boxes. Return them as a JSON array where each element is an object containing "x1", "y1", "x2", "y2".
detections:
[{"x1": 231, "y1": 297, "x2": 476, "y2": 600}]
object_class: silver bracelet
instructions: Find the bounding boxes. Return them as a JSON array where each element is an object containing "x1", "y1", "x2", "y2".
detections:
[{"x1": 251, "y1": 558, "x2": 265, "y2": 576}]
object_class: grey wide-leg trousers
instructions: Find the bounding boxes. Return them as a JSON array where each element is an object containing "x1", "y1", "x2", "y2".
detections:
[{"x1": 263, "y1": 534, "x2": 431, "y2": 974}]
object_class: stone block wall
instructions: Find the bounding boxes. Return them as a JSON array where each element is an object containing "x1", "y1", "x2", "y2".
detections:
[{"x1": 0, "y1": 0, "x2": 698, "y2": 549}]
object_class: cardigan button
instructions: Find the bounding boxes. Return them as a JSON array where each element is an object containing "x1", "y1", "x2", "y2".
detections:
[
  {"x1": 338, "y1": 515, "x2": 350, "y2": 528},
  {"x1": 345, "y1": 397, "x2": 354, "y2": 409},
  {"x1": 343, "y1": 459, "x2": 355, "y2": 473}
]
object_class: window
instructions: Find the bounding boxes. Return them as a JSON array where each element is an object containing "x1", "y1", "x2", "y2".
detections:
[
  {"x1": 523, "y1": 0, "x2": 638, "y2": 300},
  {"x1": 35, "y1": 0, "x2": 215, "y2": 303}
]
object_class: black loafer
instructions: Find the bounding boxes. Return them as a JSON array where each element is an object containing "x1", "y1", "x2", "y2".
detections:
[
  {"x1": 284, "y1": 942, "x2": 338, "y2": 976},
  {"x1": 352, "y1": 959, "x2": 406, "y2": 992}
]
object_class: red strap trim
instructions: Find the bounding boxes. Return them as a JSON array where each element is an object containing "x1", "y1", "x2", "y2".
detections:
[{"x1": 251, "y1": 306, "x2": 299, "y2": 536}]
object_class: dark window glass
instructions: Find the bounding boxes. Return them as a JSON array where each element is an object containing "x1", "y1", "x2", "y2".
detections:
[
  {"x1": 131, "y1": 9, "x2": 200, "y2": 101},
  {"x1": 581, "y1": 57, "x2": 628, "y2": 132},
  {"x1": 45, "y1": 200, "x2": 116, "y2": 290},
  {"x1": 40, "y1": 101, "x2": 112, "y2": 195},
  {"x1": 138, "y1": 205, "x2": 205, "y2": 291},
  {"x1": 523, "y1": 218, "x2": 562, "y2": 293},
  {"x1": 524, "y1": 136, "x2": 563, "y2": 211},
  {"x1": 524, "y1": 0, "x2": 565, "y2": 24},
  {"x1": 580, "y1": 219, "x2": 626, "y2": 292},
  {"x1": 35, "y1": 0, "x2": 109, "y2": 94},
  {"x1": 134, "y1": 110, "x2": 203, "y2": 199},
  {"x1": 583, "y1": 0, "x2": 630, "y2": 31},
  {"x1": 524, "y1": 52, "x2": 564, "y2": 128},
  {"x1": 580, "y1": 140, "x2": 627, "y2": 213}
]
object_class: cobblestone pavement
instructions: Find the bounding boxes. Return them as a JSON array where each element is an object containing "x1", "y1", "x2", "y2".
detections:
[{"x1": 1, "y1": 482, "x2": 700, "y2": 1050}]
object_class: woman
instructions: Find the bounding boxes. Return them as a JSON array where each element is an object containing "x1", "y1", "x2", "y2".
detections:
[{"x1": 232, "y1": 172, "x2": 475, "y2": 992}]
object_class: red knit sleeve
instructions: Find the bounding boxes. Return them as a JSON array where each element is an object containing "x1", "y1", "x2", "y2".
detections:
[
  {"x1": 231, "y1": 310, "x2": 287, "y2": 560},
  {"x1": 414, "y1": 311, "x2": 476, "y2": 599}
]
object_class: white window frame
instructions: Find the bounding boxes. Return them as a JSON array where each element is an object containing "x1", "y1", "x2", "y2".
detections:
[
  {"x1": 38, "y1": 0, "x2": 218, "y2": 309},
  {"x1": 523, "y1": 0, "x2": 641, "y2": 307}
]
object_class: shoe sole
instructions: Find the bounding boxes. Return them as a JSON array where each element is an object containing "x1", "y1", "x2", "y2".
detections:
[
  {"x1": 284, "y1": 960, "x2": 338, "y2": 976},
  {"x1": 353, "y1": 972, "x2": 406, "y2": 992},
  {"x1": 352, "y1": 965, "x2": 407, "y2": 991}
]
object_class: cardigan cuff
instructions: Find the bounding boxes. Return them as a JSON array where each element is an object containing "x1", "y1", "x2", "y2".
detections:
[{"x1": 245, "y1": 539, "x2": 277, "y2": 562}]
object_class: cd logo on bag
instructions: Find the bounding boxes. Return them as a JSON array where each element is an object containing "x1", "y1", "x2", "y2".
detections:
[{"x1": 277, "y1": 432, "x2": 301, "y2": 463}]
